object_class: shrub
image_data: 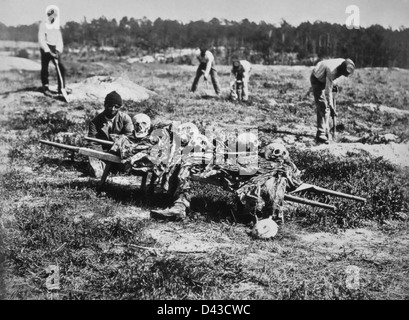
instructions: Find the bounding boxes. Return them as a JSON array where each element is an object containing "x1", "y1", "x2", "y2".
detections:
[
  {"x1": 5, "y1": 109, "x2": 87, "y2": 138},
  {"x1": 289, "y1": 148, "x2": 409, "y2": 230},
  {"x1": 15, "y1": 49, "x2": 29, "y2": 59}
]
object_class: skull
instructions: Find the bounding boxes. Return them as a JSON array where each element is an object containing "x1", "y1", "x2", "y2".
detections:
[
  {"x1": 191, "y1": 134, "x2": 211, "y2": 152},
  {"x1": 176, "y1": 122, "x2": 199, "y2": 147},
  {"x1": 250, "y1": 217, "x2": 278, "y2": 239},
  {"x1": 264, "y1": 142, "x2": 289, "y2": 160},
  {"x1": 132, "y1": 113, "x2": 151, "y2": 138},
  {"x1": 236, "y1": 132, "x2": 258, "y2": 153}
]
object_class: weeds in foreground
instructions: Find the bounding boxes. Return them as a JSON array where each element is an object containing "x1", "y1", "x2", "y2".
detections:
[
  {"x1": 0, "y1": 192, "x2": 375, "y2": 300},
  {"x1": 2, "y1": 145, "x2": 408, "y2": 299},
  {"x1": 289, "y1": 148, "x2": 409, "y2": 230},
  {"x1": 4, "y1": 109, "x2": 80, "y2": 135}
]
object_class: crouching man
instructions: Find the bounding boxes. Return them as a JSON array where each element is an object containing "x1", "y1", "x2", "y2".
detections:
[
  {"x1": 230, "y1": 58, "x2": 252, "y2": 101},
  {"x1": 87, "y1": 91, "x2": 134, "y2": 178}
]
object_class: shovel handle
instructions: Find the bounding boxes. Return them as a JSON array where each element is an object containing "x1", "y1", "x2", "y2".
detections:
[{"x1": 332, "y1": 92, "x2": 337, "y2": 139}]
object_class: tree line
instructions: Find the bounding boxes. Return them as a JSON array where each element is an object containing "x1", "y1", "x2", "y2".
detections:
[{"x1": 1, "y1": 17, "x2": 408, "y2": 68}]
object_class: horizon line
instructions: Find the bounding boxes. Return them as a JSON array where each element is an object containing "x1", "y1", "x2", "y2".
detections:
[{"x1": 1, "y1": 16, "x2": 408, "y2": 32}]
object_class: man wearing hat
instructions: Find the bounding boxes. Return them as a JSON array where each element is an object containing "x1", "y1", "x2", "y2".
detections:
[
  {"x1": 230, "y1": 58, "x2": 252, "y2": 101},
  {"x1": 190, "y1": 47, "x2": 221, "y2": 95},
  {"x1": 87, "y1": 91, "x2": 134, "y2": 177},
  {"x1": 310, "y1": 58, "x2": 355, "y2": 143}
]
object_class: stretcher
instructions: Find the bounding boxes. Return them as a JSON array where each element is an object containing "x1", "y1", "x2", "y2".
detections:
[{"x1": 39, "y1": 139, "x2": 366, "y2": 211}]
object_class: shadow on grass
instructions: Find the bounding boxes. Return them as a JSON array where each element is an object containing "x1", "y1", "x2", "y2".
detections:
[
  {"x1": 32, "y1": 168, "x2": 252, "y2": 224},
  {"x1": 40, "y1": 176, "x2": 244, "y2": 224},
  {"x1": 38, "y1": 158, "x2": 90, "y2": 176},
  {"x1": 35, "y1": 158, "x2": 279, "y2": 226},
  {"x1": 189, "y1": 190, "x2": 254, "y2": 225},
  {"x1": 197, "y1": 94, "x2": 219, "y2": 100}
]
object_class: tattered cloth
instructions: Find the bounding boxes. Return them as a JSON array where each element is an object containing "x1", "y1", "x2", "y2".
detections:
[
  {"x1": 109, "y1": 128, "x2": 172, "y2": 172},
  {"x1": 235, "y1": 161, "x2": 303, "y2": 218},
  {"x1": 108, "y1": 133, "x2": 303, "y2": 217},
  {"x1": 108, "y1": 129, "x2": 207, "y2": 193}
]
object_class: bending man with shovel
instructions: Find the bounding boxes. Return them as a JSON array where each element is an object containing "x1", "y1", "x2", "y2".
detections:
[
  {"x1": 310, "y1": 58, "x2": 355, "y2": 144},
  {"x1": 190, "y1": 47, "x2": 221, "y2": 96},
  {"x1": 38, "y1": 5, "x2": 70, "y2": 101}
]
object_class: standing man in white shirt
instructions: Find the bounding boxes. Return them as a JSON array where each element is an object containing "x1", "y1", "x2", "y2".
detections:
[
  {"x1": 310, "y1": 58, "x2": 355, "y2": 143},
  {"x1": 190, "y1": 48, "x2": 221, "y2": 95},
  {"x1": 38, "y1": 5, "x2": 68, "y2": 97},
  {"x1": 230, "y1": 58, "x2": 252, "y2": 101}
]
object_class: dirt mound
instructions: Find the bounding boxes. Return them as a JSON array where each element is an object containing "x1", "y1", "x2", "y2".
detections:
[
  {"x1": 67, "y1": 76, "x2": 156, "y2": 102},
  {"x1": 260, "y1": 123, "x2": 409, "y2": 168},
  {"x1": 0, "y1": 56, "x2": 41, "y2": 71},
  {"x1": 311, "y1": 142, "x2": 409, "y2": 168}
]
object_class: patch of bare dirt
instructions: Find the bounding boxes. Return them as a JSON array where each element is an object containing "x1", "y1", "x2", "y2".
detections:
[
  {"x1": 298, "y1": 227, "x2": 409, "y2": 263},
  {"x1": 146, "y1": 223, "x2": 242, "y2": 253},
  {"x1": 262, "y1": 122, "x2": 409, "y2": 168},
  {"x1": 311, "y1": 142, "x2": 409, "y2": 168},
  {"x1": 0, "y1": 141, "x2": 10, "y2": 173}
]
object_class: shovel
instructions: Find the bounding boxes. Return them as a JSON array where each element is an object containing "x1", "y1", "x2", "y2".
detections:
[
  {"x1": 53, "y1": 57, "x2": 69, "y2": 103},
  {"x1": 331, "y1": 91, "x2": 337, "y2": 141},
  {"x1": 236, "y1": 80, "x2": 243, "y2": 101},
  {"x1": 202, "y1": 73, "x2": 213, "y2": 97}
]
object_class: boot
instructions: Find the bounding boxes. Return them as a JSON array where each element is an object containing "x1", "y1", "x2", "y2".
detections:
[
  {"x1": 58, "y1": 87, "x2": 72, "y2": 94},
  {"x1": 316, "y1": 133, "x2": 329, "y2": 144},
  {"x1": 43, "y1": 86, "x2": 53, "y2": 97},
  {"x1": 89, "y1": 157, "x2": 105, "y2": 179},
  {"x1": 150, "y1": 201, "x2": 187, "y2": 221}
]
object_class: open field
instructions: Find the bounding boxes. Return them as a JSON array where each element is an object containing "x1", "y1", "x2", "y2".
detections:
[{"x1": 0, "y1": 55, "x2": 408, "y2": 300}]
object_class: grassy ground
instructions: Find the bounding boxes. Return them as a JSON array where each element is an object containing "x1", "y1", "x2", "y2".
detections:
[{"x1": 0, "y1": 56, "x2": 408, "y2": 300}]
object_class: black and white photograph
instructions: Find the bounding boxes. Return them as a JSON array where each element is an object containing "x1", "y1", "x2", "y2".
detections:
[{"x1": 0, "y1": 0, "x2": 408, "y2": 305}]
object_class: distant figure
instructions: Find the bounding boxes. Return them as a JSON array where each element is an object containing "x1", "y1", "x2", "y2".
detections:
[
  {"x1": 310, "y1": 58, "x2": 355, "y2": 143},
  {"x1": 88, "y1": 91, "x2": 134, "y2": 177},
  {"x1": 38, "y1": 5, "x2": 68, "y2": 97},
  {"x1": 190, "y1": 48, "x2": 221, "y2": 95},
  {"x1": 230, "y1": 58, "x2": 252, "y2": 101}
]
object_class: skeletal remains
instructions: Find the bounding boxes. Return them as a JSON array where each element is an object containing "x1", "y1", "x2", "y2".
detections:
[{"x1": 39, "y1": 124, "x2": 366, "y2": 240}]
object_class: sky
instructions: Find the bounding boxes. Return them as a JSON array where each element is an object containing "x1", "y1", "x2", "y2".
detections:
[{"x1": 1, "y1": 0, "x2": 409, "y2": 29}]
